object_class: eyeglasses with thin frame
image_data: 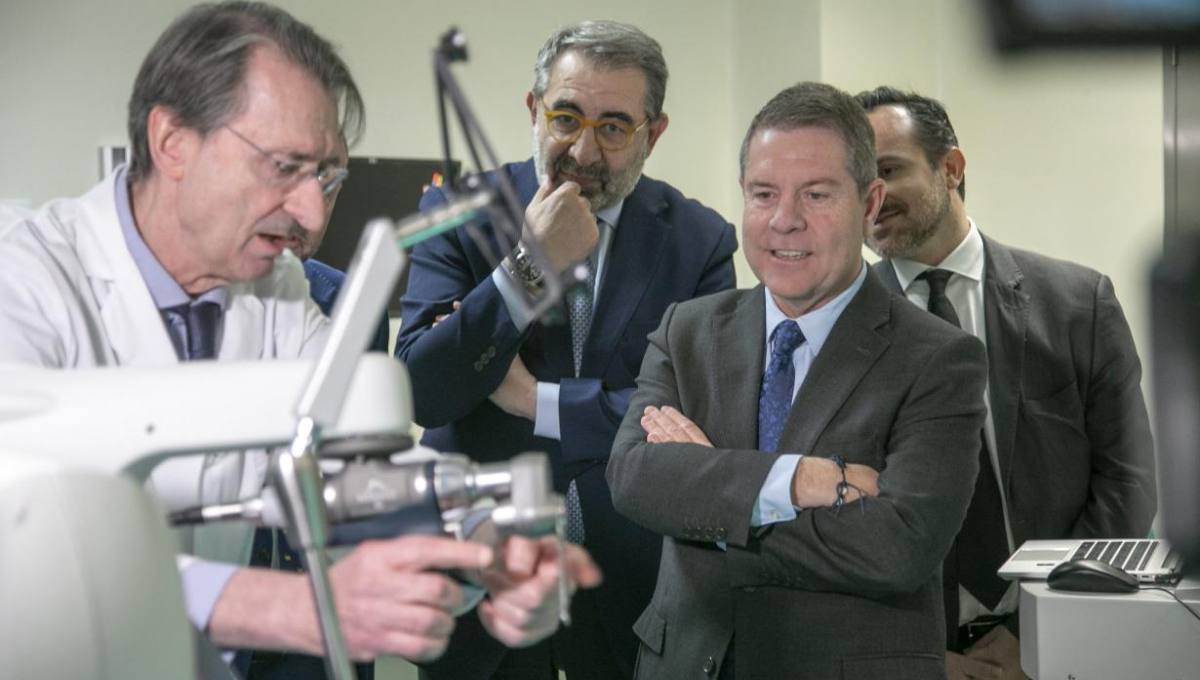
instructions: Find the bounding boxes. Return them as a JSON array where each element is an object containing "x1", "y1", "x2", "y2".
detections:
[
  {"x1": 539, "y1": 98, "x2": 652, "y2": 152},
  {"x1": 223, "y1": 125, "x2": 349, "y2": 199}
]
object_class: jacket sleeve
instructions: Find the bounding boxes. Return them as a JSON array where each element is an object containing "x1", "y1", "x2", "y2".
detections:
[
  {"x1": 1071, "y1": 274, "x2": 1157, "y2": 538},
  {"x1": 393, "y1": 186, "x2": 530, "y2": 428},
  {"x1": 724, "y1": 332, "x2": 987, "y2": 599},
  {"x1": 608, "y1": 302, "x2": 780, "y2": 546},
  {"x1": 558, "y1": 224, "x2": 737, "y2": 466}
]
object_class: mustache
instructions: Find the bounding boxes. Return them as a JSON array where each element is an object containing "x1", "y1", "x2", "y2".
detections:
[{"x1": 552, "y1": 154, "x2": 609, "y2": 183}]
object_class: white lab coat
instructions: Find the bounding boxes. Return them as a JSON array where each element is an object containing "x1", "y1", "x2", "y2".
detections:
[{"x1": 0, "y1": 172, "x2": 330, "y2": 568}]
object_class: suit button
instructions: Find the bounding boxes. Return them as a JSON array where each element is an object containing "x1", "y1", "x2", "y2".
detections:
[
  {"x1": 715, "y1": 527, "x2": 726, "y2": 539},
  {"x1": 487, "y1": 346, "x2": 496, "y2": 358},
  {"x1": 704, "y1": 656, "x2": 716, "y2": 675},
  {"x1": 743, "y1": 586, "x2": 756, "y2": 593},
  {"x1": 473, "y1": 361, "x2": 483, "y2": 372}
]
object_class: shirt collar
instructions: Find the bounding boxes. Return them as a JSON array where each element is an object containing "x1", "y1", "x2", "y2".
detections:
[
  {"x1": 595, "y1": 199, "x2": 624, "y2": 230},
  {"x1": 891, "y1": 219, "x2": 984, "y2": 293},
  {"x1": 764, "y1": 260, "x2": 868, "y2": 357},
  {"x1": 115, "y1": 165, "x2": 227, "y2": 310}
]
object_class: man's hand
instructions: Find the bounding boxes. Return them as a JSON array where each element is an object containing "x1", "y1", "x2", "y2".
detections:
[
  {"x1": 488, "y1": 354, "x2": 537, "y2": 421},
  {"x1": 791, "y1": 456, "x2": 880, "y2": 508},
  {"x1": 431, "y1": 301, "x2": 460, "y2": 328},
  {"x1": 523, "y1": 175, "x2": 598, "y2": 274},
  {"x1": 208, "y1": 536, "x2": 492, "y2": 662},
  {"x1": 946, "y1": 650, "x2": 1003, "y2": 680},
  {"x1": 964, "y1": 625, "x2": 1028, "y2": 680},
  {"x1": 477, "y1": 536, "x2": 603, "y2": 648},
  {"x1": 641, "y1": 405, "x2": 713, "y2": 446}
]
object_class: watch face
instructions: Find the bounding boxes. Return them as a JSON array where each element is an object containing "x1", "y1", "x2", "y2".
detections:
[{"x1": 515, "y1": 248, "x2": 543, "y2": 283}]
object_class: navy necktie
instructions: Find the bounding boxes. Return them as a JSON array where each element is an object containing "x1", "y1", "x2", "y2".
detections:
[
  {"x1": 758, "y1": 320, "x2": 805, "y2": 453},
  {"x1": 917, "y1": 269, "x2": 1010, "y2": 616},
  {"x1": 171, "y1": 300, "x2": 221, "y2": 361}
]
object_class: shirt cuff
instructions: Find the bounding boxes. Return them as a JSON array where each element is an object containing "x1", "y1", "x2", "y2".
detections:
[
  {"x1": 177, "y1": 555, "x2": 241, "y2": 631},
  {"x1": 750, "y1": 454, "x2": 802, "y2": 527},
  {"x1": 532, "y1": 381, "x2": 561, "y2": 440},
  {"x1": 491, "y1": 267, "x2": 535, "y2": 333}
]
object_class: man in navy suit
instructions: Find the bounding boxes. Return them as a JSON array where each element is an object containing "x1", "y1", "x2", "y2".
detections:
[
  {"x1": 396, "y1": 20, "x2": 738, "y2": 680},
  {"x1": 301, "y1": 139, "x2": 390, "y2": 353}
]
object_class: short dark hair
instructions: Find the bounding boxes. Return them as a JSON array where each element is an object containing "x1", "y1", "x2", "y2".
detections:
[
  {"x1": 739, "y1": 81, "x2": 877, "y2": 195},
  {"x1": 533, "y1": 20, "x2": 669, "y2": 120},
  {"x1": 854, "y1": 86, "x2": 965, "y2": 200},
  {"x1": 127, "y1": 1, "x2": 363, "y2": 183}
]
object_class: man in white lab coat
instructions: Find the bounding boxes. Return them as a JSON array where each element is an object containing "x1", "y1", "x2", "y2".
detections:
[{"x1": 0, "y1": 1, "x2": 598, "y2": 674}]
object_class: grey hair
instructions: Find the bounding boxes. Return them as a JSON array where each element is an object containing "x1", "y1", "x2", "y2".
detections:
[
  {"x1": 532, "y1": 20, "x2": 669, "y2": 119},
  {"x1": 739, "y1": 81, "x2": 877, "y2": 195},
  {"x1": 126, "y1": 1, "x2": 363, "y2": 183}
]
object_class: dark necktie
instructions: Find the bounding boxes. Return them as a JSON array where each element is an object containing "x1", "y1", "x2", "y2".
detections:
[
  {"x1": 758, "y1": 320, "x2": 805, "y2": 453},
  {"x1": 728, "y1": 319, "x2": 803, "y2": 680},
  {"x1": 173, "y1": 300, "x2": 221, "y2": 361},
  {"x1": 917, "y1": 269, "x2": 1010, "y2": 619},
  {"x1": 564, "y1": 251, "x2": 597, "y2": 544}
]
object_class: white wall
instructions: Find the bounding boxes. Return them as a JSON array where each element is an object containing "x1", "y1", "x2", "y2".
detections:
[{"x1": 0, "y1": 0, "x2": 735, "y2": 214}]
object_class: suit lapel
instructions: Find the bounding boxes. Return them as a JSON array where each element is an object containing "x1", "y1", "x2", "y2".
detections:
[
  {"x1": 712, "y1": 286, "x2": 768, "y2": 450},
  {"x1": 778, "y1": 270, "x2": 891, "y2": 455},
  {"x1": 874, "y1": 259, "x2": 905, "y2": 296},
  {"x1": 980, "y1": 234, "x2": 1028, "y2": 488},
  {"x1": 586, "y1": 178, "x2": 670, "y2": 376}
]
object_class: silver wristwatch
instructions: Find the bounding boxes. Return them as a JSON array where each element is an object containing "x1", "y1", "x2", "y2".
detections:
[{"x1": 505, "y1": 245, "x2": 544, "y2": 288}]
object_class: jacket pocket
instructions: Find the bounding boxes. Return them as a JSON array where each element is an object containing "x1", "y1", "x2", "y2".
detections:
[
  {"x1": 1021, "y1": 379, "x2": 1086, "y2": 440},
  {"x1": 841, "y1": 652, "x2": 944, "y2": 680},
  {"x1": 632, "y1": 605, "x2": 666, "y2": 656}
]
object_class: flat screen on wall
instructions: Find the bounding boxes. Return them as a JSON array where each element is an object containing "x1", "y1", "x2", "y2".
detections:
[
  {"x1": 986, "y1": 0, "x2": 1200, "y2": 49},
  {"x1": 320, "y1": 157, "x2": 459, "y2": 316}
]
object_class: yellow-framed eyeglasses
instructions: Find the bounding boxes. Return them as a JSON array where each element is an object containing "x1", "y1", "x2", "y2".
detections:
[{"x1": 540, "y1": 98, "x2": 652, "y2": 152}]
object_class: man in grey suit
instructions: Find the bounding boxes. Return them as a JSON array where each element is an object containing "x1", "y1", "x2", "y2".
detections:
[
  {"x1": 856, "y1": 86, "x2": 1157, "y2": 680},
  {"x1": 608, "y1": 82, "x2": 989, "y2": 680}
]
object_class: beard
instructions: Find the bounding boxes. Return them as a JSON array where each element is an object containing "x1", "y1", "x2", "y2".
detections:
[
  {"x1": 867, "y1": 180, "x2": 951, "y2": 260},
  {"x1": 532, "y1": 132, "x2": 648, "y2": 213}
]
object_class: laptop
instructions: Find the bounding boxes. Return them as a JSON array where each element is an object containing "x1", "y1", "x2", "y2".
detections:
[{"x1": 998, "y1": 538, "x2": 1184, "y2": 584}]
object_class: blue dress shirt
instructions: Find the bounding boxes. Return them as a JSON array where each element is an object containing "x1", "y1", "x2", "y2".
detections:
[{"x1": 751, "y1": 263, "x2": 869, "y2": 527}]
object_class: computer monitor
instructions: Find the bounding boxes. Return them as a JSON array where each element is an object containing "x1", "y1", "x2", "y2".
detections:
[
  {"x1": 985, "y1": 0, "x2": 1200, "y2": 49},
  {"x1": 321, "y1": 157, "x2": 460, "y2": 316}
]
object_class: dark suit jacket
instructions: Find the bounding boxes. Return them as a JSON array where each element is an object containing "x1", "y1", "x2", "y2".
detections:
[
  {"x1": 304, "y1": 258, "x2": 390, "y2": 353},
  {"x1": 875, "y1": 234, "x2": 1157, "y2": 631},
  {"x1": 247, "y1": 259, "x2": 384, "y2": 680},
  {"x1": 607, "y1": 271, "x2": 989, "y2": 680},
  {"x1": 395, "y1": 159, "x2": 738, "y2": 678}
]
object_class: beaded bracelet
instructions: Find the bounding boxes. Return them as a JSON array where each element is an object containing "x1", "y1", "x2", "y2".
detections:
[{"x1": 828, "y1": 454, "x2": 867, "y2": 516}]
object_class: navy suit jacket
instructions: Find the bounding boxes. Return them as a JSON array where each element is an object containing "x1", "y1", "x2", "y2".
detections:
[
  {"x1": 304, "y1": 258, "x2": 390, "y2": 353},
  {"x1": 396, "y1": 158, "x2": 738, "y2": 677},
  {"x1": 249, "y1": 259, "x2": 386, "y2": 680}
]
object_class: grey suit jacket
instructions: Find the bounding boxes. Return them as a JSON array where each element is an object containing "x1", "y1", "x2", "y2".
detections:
[
  {"x1": 608, "y1": 270, "x2": 989, "y2": 680},
  {"x1": 875, "y1": 234, "x2": 1156, "y2": 563}
]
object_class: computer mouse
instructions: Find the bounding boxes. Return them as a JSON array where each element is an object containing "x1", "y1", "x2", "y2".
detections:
[{"x1": 1047, "y1": 559, "x2": 1139, "y2": 593}]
